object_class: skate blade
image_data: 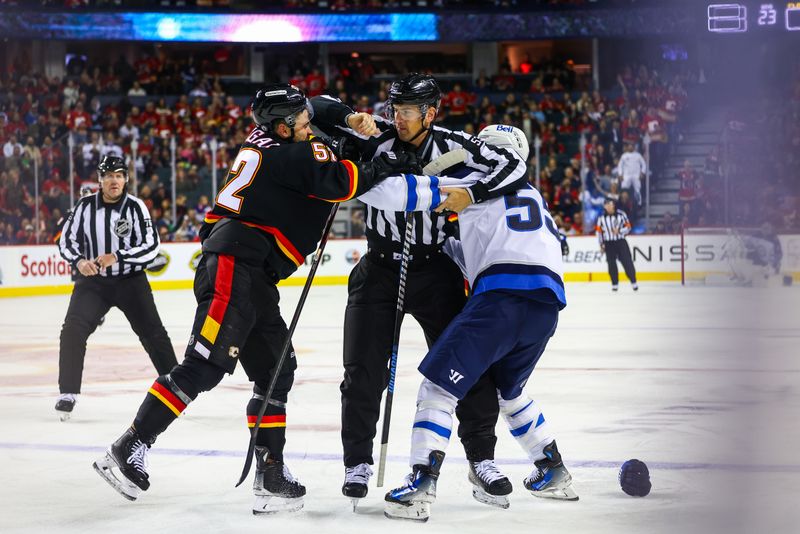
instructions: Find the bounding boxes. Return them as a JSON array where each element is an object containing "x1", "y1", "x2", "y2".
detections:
[
  {"x1": 253, "y1": 495, "x2": 304, "y2": 514},
  {"x1": 528, "y1": 484, "x2": 579, "y2": 501},
  {"x1": 349, "y1": 497, "x2": 363, "y2": 512},
  {"x1": 93, "y1": 454, "x2": 140, "y2": 501},
  {"x1": 383, "y1": 501, "x2": 430, "y2": 522},
  {"x1": 57, "y1": 411, "x2": 71, "y2": 422},
  {"x1": 471, "y1": 487, "x2": 510, "y2": 509}
]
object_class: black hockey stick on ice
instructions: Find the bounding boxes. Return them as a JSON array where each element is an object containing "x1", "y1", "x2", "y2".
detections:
[
  {"x1": 376, "y1": 148, "x2": 469, "y2": 487},
  {"x1": 236, "y1": 203, "x2": 340, "y2": 487}
]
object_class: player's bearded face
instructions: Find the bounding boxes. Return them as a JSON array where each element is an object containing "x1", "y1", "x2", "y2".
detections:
[
  {"x1": 291, "y1": 111, "x2": 313, "y2": 143},
  {"x1": 100, "y1": 172, "x2": 126, "y2": 201}
]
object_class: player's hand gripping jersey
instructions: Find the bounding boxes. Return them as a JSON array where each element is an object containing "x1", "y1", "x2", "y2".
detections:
[{"x1": 359, "y1": 125, "x2": 565, "y2": 308}]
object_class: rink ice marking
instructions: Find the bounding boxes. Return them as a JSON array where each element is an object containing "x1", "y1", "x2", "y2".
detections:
[{"x1": 1, "y1": 441, "x2": 799, "y2": 474}]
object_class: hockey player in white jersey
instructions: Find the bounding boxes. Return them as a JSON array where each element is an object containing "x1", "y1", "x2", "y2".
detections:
[{"x1": 364, "y1": 125, "x2": 578, "y2": 522}]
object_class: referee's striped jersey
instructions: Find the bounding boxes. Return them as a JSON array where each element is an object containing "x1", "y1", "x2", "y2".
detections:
[
  {"x1": 595, "y1": 209, "x2": 632, "y2": 244},
  {"x1": 58, "y1": 192, "x2": 159, "y2": 277},
  {"x1": 311, "y1": 96, "x2": 527, "y2": 249}
]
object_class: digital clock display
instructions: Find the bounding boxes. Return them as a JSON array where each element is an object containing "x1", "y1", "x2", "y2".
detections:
[{"x1": 708, "y1": 2, "x2": 800, "y2": 31}]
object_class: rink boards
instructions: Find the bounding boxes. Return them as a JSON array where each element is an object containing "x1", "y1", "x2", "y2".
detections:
[{"x1": 1, "y1": 234, "x2": 799, "y2": 297}]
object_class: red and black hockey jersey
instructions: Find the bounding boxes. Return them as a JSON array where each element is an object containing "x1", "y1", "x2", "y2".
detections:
[{"x1": 201, "y1": 128, "x2": 371, "y2": 279}]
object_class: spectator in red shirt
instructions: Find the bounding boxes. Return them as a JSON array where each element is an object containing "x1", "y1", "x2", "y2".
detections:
[
  {"x1": 174, "y1": 95, "x2": 190, "y2": 118},
  {"x1": 156, "y1": 115, "x2": 174, "y2": 139},
  {"x1": 492, "y1": 67, "x2": 515, "y2": 92},
  {"x1": 16, "y1": 222, "x2": 37, "y2": 245},
  {"x1": 677, "y1": 159, "x2": 696, "y2": 203},
  {"x1": 557, "y1": 115, "x2": 574, "y2": 134},
  {"x1": 191, "y1": 98, "x2": 207, "y2": 121},
  {"x1": 66, "y1": 102, "x2": 91, "y2": 131},
  {"x1": 445, "y1": 83, "x2": 470, "y2": 116},
  {"x1": 289, "y1": 69, "x2": 306, "y2": 91},
  {"x1": 304, "y1": 67, "x2": 327, "y2": 97},
  {"x1": 224, "y1": 96, "x2": 242, "y2": 124},
  {"x1": 140, "y1": 101, "x2": 159, "y2": 129}
]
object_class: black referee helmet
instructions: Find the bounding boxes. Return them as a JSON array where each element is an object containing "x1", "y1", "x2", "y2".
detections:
[
  {"x1": 251, "y1": 83, "x2": 313, "y2": 134},
  {"x1": 97, "y1": 155, "x2": 128, "y2": 181},
  {"x1": 385, "y1": 73, "x2": 442, "y2": 119}
]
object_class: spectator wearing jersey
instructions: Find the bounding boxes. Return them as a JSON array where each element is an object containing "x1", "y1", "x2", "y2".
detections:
[
  {"x1": 615, "y1": 142, "x2": 647, "y2": 220},
  {"x1": 596, "y1": 198, "x2": 638, "y2": 292}
]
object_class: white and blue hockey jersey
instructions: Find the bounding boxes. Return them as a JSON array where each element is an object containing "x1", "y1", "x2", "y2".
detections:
[{"x1": 359, "y1": 174, "x2": 566, "y2": 308}]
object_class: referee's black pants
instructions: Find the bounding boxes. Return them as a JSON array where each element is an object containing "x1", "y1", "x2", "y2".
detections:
[
  {"x1": 605, "y1": 239, "x2": 638, "y2": 286},
  {"x1": 58, "y1": 271, "x2": 177, "y2": 394},
  {"x1": 341, "y1": 250, "x2": 499, "y2": 467}
]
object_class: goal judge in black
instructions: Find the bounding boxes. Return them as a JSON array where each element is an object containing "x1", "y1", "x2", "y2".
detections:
[
  {"x1": 55, "y1": 155, "x2": 178, "y2": 421},
  {"x1": 595, "y1": 198, "x2": 639, "y2": 292}
]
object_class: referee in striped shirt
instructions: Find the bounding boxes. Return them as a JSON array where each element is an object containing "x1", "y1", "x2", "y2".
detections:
[
  {"x1": 596, "y1": 198, "x2": 639, "y2": 292},
  {"x1": 311, "y1": 74, "x2": 527, "y2": 499},
  {"x1": 55, "y1": 155, "x2": 177, "y2": 420}
]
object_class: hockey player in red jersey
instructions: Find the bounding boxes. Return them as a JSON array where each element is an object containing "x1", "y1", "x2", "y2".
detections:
[{"x1": 93, "y1": 84, "x2": 419, "y2": 514}]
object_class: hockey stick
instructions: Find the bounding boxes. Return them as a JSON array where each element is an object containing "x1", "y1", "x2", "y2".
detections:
[
  {"x1": 375, "y1": 148, "x2": 469, "y2": 487},
  {"x1": 236, "y1": 203, "x2": 340, "y2": 487}
]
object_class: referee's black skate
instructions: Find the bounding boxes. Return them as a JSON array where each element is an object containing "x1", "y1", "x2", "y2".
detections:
[
  {"x1": 468, "y1": 459, "x2": 513, "y2": 509},
  {"x1": 524, "y1": 441, "x2": 578, "y2": 501},
  {"x1": 384, "y1": 450, "x2": 445, "y2": 522},
  {"x1": 93, "y1": 427, "x2": 152, "y2": 501},
  {"x1": 342, "y1": 463, "x2": 372, "y2": 511},
  {"x1": 252, "y1": 446, "x2": 306, "y2": 514},
  {"x1": 55, "y1": 394, "x2": 77, "y2": 422}
]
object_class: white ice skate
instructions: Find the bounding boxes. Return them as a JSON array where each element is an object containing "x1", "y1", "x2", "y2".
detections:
[
  {"x1": 252, "y1": 446, "x2": 306, "y2": 514},
  {"x1": 384, "y1": 451, "x2": 445, "y2": 522},
  {"x1": 524, "y1": 441, "x2": 579, "y2": 501}
]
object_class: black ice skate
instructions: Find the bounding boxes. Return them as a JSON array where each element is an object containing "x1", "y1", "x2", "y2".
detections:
[
  {"x1": 524, "y1": 440, "x2": 578, "y2": 501},
  {"x1": 252, "y1": 446, "x2": 306, "y2": 514},
  {"x1": 342, "y1": 462, "x2": 373, "y2": 511},
  {"x1": 93, "y1": 427, "x2": 152, "y2": 501},
  {"x1": 384, "y1": 450, "x2": 445, "y2": 522},
  {"x1": 468, "y1": 459, "x2": 513, "y2": 509},
  {"x1": 55, "y1": 393, "x2": 77, "y2": 422}
]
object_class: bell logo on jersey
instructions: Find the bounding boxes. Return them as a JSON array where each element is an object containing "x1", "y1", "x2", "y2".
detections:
[
  {"x1": 114, "y1": 219, "x2": 132, "y2": 238},
  {"x1": 449, "y1": 369, "x2": 464, "y2": 384}
]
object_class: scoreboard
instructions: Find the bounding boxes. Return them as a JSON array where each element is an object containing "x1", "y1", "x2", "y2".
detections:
[{"x1": 707, "y1": 2, "x2": 800, "y2": 32}]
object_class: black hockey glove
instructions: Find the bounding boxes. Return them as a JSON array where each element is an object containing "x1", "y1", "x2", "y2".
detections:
[
  {"x1": 325, "y1": 136, "x2": 362, "y2": 162},
  {"x1": 370, "y1": 151, "x2": 422, "y2": 179},
  {"x1": 355, "y1": 151, "x2": 423, "y2": 191}
]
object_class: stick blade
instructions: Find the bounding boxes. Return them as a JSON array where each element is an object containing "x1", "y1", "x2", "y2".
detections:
[{"x1": 235, "y1": 445, "x2": 255, "y2": 487}]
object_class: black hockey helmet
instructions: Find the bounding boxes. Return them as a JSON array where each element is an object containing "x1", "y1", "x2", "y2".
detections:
[
  {"x1": 97, "y1": 155, "x2": 127, "y2": 180},
  {"x1": 251, "y1": 83, "x2": 313, "y2": 132},
  {"x1": 385, "y1": 73, "x2": 442, "y2": 119}
]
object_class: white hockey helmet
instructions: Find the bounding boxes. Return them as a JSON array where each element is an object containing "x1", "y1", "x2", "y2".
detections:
[{"x1": 477, "y1": 124, "x2": 530, "y2": 161}]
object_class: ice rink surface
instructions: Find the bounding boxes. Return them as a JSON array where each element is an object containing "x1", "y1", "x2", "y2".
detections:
[{"x1": 0, "y1": 282, "x2": 798, "y2": 534}]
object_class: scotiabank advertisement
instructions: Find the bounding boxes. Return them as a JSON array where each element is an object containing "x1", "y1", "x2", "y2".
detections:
[{"x1": 1, "y1": 235, "x2": 798, "y2": 295}]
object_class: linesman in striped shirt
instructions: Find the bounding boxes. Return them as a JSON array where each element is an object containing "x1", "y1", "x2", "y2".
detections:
[
  {"x1": 56, "y1": 155, "x2": 177, "y2": 420},
  {"x1": 595, "y1": 198, "x2": 639, "y2": 292}
]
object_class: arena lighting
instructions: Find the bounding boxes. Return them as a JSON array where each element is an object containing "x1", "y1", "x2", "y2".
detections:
[
  {"x1": 0, "y1": 12, "x2": 436, "y2": 42},
  {"x1": 229, "y1": 18, "x2": 304, "y2": 42}
]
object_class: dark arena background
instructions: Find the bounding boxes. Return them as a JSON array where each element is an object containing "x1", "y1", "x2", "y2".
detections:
[{"x1": 0, "y1": 1, "x2": 797, "y2": 533}]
